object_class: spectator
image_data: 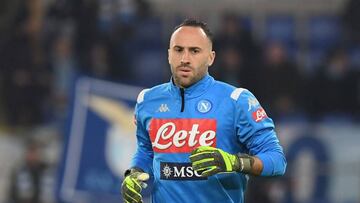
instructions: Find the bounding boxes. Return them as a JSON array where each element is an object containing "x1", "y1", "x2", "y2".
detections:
[
  {"x1": 256, "y1": 41, "x2": 303, "y2": 118},
  {"x1": 90, "y1": 41, "x2": 111, "y2": 79},
  {"x1": 212, "y1": 13, "x2": 260, "y2": 90},
  {"x1": 212, "y1": 45, "x2": 254, "y2": 87},
  {"x1": 307, "y1": 48, "x2": 358, "y2": 119},
  {"x1": 214, "y1": 13, "x2": 259, "y2": 70},
  {"x1": 70, "y1": 0, "x2": 100, "y2": 74},
  {"x1": 343, "y1": 0, "x2": 360, "y2": 44},
  {"x1": 50, "y1": 31, "x2": 77, "y2": 121},
  {"x1": 8, "y1": 141, "x2": 50, "y2": 203},
  {"x1": 0, "y1": 0, "x2": 49, "y2": 126}
]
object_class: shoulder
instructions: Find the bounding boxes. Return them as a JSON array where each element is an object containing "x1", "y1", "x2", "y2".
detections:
[
  {"x1": 212, "y1": 80, "x2": 254, "y2": 102},
  {"x1": 212, "y1": 80, "x2": 237, "y2": 96},
  {"x1": 136, "y1": 83, "x2": 169, "y2": 104},
  {"x1": 213, "y1": 80, "x2": 263, "y2": 114}
]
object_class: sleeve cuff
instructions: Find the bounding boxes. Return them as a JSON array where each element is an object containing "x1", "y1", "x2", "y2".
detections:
[{"x1": 256, "y1": 153, "x2": 274, "y2": 176}]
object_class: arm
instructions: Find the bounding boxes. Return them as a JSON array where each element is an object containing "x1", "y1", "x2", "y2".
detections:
[
  {"x1": 190, "y1": 89, "x2": 286, "y2": 177},
  {"x1": 121, "y1": 89, "x2": 152, "y2": 203},
  {"x1": 128, "y1": 89, "x2": 153, "y2": 174},
  {"x1": 129, "y1": 118, "x2": 154, "y2": 174},
  {"x1": 235, "y1": 89, "x2": 286, "y2": 176},
  {"x1": 246, "y1": 156, "x2": 263, "y2": 176}
]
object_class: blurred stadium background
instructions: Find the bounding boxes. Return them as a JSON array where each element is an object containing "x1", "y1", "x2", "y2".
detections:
[{"x1": 0, "y1": 0, "x2": 359, "y2": 202}]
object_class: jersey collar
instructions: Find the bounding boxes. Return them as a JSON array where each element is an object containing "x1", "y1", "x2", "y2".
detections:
[{"x1": 168, "y1": 74, "x2": 215, "y2": 99}]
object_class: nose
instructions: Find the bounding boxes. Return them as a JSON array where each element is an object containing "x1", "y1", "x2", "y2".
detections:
[{"x1": 181, "y1": 50, "x2": 190, "y2": 64}]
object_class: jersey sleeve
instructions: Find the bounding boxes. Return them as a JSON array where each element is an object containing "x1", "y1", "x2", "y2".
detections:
[
  {"x1": 233, "y1": 88, "x2": 286, "y2": 176},
  {"x1": 130, "y1": 89, "x2": 154, "y2": 174}
]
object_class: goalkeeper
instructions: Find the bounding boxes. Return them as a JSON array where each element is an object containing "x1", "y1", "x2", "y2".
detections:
[{"x1": 121, "y1": 19, "x2": 286, "y2": 203}]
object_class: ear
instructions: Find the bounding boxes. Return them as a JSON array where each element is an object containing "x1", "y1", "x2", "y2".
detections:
[
  {"x1": 207, "y1": 51, "x2": 216, "y2": 66},
  {"x1": 168, "y1": 48, "x2": 171, "y2": 64}
]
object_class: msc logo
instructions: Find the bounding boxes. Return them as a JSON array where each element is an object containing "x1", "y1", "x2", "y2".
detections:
[{"x1": 160, "y1": 162, "x2": 206, "y2": 180}]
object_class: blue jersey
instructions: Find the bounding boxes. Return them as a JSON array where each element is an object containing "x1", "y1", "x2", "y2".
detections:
[{"x1": 131, "y1": 74, "x2": 286, "y2": 203}]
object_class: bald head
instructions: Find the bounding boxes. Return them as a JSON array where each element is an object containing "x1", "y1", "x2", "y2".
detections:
[
  {"x1": 168, "y1": 20, "x2": 216, "y2": 88},
  {"x1": 171, "y1": 19, "x2": 213, "y2": 47},
  {"x1": 170, "y1": 26, "x2": 213, "y2": 51}
]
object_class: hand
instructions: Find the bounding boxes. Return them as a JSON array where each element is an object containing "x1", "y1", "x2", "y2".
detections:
[
  {"x1": 189, "y1": 146, "x2": 253, "y2": 177},
  {"x1": 121, "y1": 169, "x2": 149, "y2": 203}
]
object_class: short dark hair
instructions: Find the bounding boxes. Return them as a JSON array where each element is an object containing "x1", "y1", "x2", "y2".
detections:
[{"x1": 173, "y1": 19, "x2": 213, "y2": 43}]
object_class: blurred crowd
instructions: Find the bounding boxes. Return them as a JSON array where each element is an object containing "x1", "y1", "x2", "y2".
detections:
[
  {"x1": 212, "y1": 12, "x2": 359, "y2": 122},
  {"x1": 0, "y1": 1, "x2": 359, "y2": 203},
  {"x1": 0, "y1": 0, "x2": 359, "y2": 130}
]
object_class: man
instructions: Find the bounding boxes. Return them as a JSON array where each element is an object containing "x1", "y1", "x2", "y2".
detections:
[
  {"x1": 8, "y1": 141, "x2": 50, "y2": 203},
  {"x1": 121, "y1": 19, "x2": 286, "y2": 203}
]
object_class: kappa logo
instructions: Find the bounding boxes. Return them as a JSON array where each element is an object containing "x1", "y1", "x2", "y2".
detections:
[
  {"x1": 160, "y1": 162, "x2": 206, "y2": 180},
  {"x1": 157, "y1": 104, "x2": 170, "y2": 112},
  {"x1": 248, "y1": 97, "x2": 260, "y2": 111}
]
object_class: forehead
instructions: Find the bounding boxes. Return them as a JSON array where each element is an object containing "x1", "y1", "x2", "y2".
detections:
[{"x1": 170, "y1": 26, "x2": 211, "y2": 48}]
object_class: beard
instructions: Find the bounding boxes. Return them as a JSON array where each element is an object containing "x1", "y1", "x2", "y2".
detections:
[{"x1": 171, "y1": 64, "x2": 208, "y2": 88}]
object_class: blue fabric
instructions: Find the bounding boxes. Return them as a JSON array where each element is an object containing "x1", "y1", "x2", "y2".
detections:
[{"x1": 131, "y1": 74, "x2": 286, "y2": 203}]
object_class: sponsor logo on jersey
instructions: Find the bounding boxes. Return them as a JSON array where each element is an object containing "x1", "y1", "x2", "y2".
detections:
[
  {"x1": 252, "y1": 107, "x2": 267, "y2": 122},
  {"x1": 157, "y1": 104, "x2": 170, "y2": 112},
  {"x1": 248, "y1": 97, "x2": 260, "y2": 111},
  {"x1": 197, "y1": 100, "x2": 212, "y2": 113},
  {"x1": 149, "y1": 119, "x2": 217, "y2": 153},
  {"x1": 160, "y1": 162, "x2": 206, "y2": 180}
]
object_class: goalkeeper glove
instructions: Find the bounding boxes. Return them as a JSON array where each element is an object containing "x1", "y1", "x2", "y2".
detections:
[
  {"x1": 121, "y1": 168, "x2": 149, "y2": 203},
  {"x1": 189, "y1": 146, "x2": 254, "y2": 177}
]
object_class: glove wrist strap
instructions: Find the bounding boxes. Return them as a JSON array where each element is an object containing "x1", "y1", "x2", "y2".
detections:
[{"x1": 237, "y1": 154, "x2": 254, "y2": 174}]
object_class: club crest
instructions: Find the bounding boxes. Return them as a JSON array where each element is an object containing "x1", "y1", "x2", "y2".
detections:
[{"x1": 197, "y1": 100, "x2": 212, "y2": 113}]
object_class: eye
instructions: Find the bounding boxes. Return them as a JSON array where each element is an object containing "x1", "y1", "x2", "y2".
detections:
[
  {"x1": 191, "y1": 49, "x2": 200, "y2": 54},
  {"x1": 174, "y1": 47, "x2": 183, "y2": 53}
]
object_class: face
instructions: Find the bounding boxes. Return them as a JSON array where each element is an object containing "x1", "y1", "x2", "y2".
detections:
[{"x1": 168, "y1": 26, "x2": 215, "y2": 88}]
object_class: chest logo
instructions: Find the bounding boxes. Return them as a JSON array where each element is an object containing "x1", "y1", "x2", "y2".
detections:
[
  {"x1": 149, "y1": 119, "x2": 217, "y2": 153},
  {"x1": 197, "y1": 100, "x2": 212, "y2": 113},
  {"x1": 160, "y1": 162, "x2": 206, "y2": 180},
  {"x1": 157, "y1": 104, "x2": 170, "y2": 113}
]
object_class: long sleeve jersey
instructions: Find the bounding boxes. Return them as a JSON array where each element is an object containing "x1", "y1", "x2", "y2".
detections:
[{"x1": 131, "y1": 74, "x2": 286, "y2": 203}]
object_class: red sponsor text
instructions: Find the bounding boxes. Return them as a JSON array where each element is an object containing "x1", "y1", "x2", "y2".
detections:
[
  {"x1": 252, "y1": 107, "x2": 267, "y2": 122},
  {"x1": 149, "y1": 119, "x2": 217, "y2": 153}
]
